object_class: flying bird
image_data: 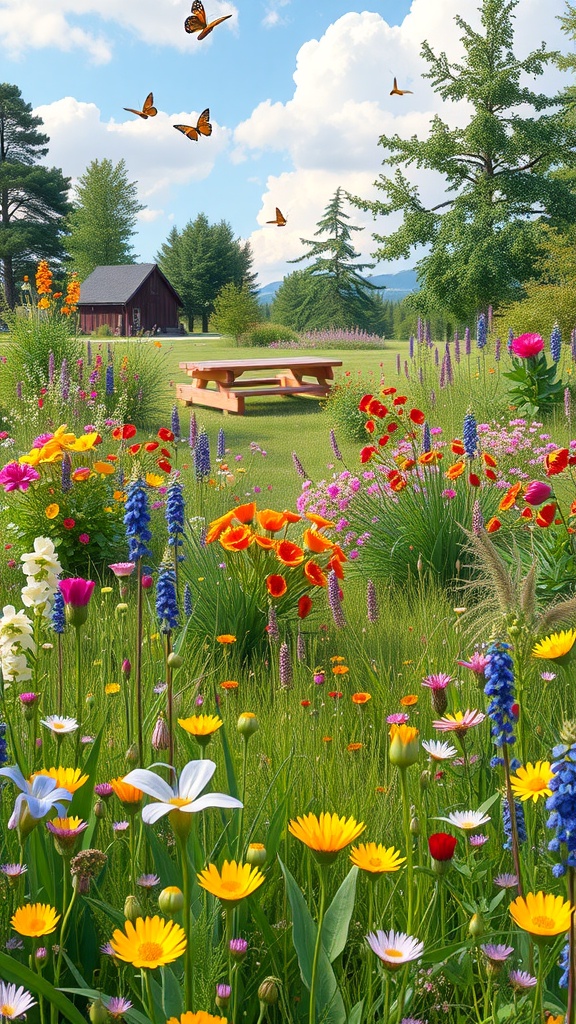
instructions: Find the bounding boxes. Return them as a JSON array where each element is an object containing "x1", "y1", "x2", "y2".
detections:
[
  {"x1": 390, "y1": 77, "x2": 413, "y2": 96},
  {"x1": 173, "y1": 109, "x2": 213, "y2": 140},
  {"x1": 266, "y1": 208, "x2": 287, "y2": 227},
  {"x1": 123, "y1": 92, "x2": 157, "y2": 118},
  {"x1": 185, "y1": 0, "x2": 232, "y2": 39}
]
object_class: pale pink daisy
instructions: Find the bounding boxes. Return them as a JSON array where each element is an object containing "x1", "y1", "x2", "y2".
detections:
[{"x1": 433, "y1": 710, "x2": 485, "y2": 734}]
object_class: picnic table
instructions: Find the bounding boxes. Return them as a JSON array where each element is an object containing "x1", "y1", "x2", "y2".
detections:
[{"x1": 176, "y1": 356, "x2": 343, "y2": 415}]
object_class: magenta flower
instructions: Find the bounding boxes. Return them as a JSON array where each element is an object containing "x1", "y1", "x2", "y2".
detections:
[
  {"x1": 58, "y1": 578, "x2": 95, "y2": 607},
  {"x1": 523, "y1": 480, "x2": 553, "y2": 506},
  {"x1": 457, "y1": 652, "x2": 489, "y2": 675},
  {"x1": 510, "y1": 333, "x2": 544, "y2": 359},
  {"x1": 387, "y1": 712, "x2": 409, "y2": 725},
  {"x1": 422, "y1": 673, "x2": 451, "y2": 691},
  {"x1": 0, "y1": 462, "x2": 40, "y2": 493},
  {"x1": 109, "y1": 562, "x2": 136, "y2": 578}
]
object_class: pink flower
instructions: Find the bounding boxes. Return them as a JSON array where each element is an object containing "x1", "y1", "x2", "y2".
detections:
[
  {"x1": 387, "y1": 712, "x2": 409, "y2": 725},
  {"x1": 59, "y1": 578, "x2": 95, "y2": 607},
  {"x1": 510, "y1": 333, "x2": 544, "y2": 359},
  {"x1": 523, "y1": 480, "x2": 553, "y2": 506},
  {"x1": 457, "y1": 652, "x2": 489, "y2": 675},
  {"x1": 422, "y1": 672, "x2": 452, "y2": 691},
  {"x1": 0, "y1": 462, "x2": 40, "y2": 492},
  {"x1": 109, "y1": 562, "x2": 136, "y2": 578},
  {"x1": 78, "y1": 533, "x2": 90, "y2": 545}
]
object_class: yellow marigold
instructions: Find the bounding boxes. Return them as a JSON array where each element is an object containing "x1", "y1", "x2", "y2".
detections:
[
  {"x1": 349, "y1": 842, "x2": 406, "y2": 874},
  {"x1": 93, "y1": 461, "x2": 115, "y2": 475},
  {"x1": 509, "y1": 892, "x2": 572, "y2": 938},
  {"x1": 167, "y1": 1015, "x2": 226, "y2": 1024},
  {"x1": 110, "y1": 777, "x2": 143, "y2": 805},
  {"x1": 11, "y1": 903, "x2": 60, "y2": 937},
  {"x1": 105, "y1": 683, "x2": 121, "y2": 695},
  {"x1": 288, "y1": 812, "x2": 365, "y2": 863},
  {"x1": 197, "y1": 860, "x2": 265, "y2": 906},
  {"x1": 532, "y1": 630, "x2": 576, "y2": 663},
  {"x1": 45, "y1": 503, "x2": 59, "y2": 519},
  {"x1": 146, "y1": 473, "x2": 164, "y2": 487},
  {"x1": 109, "y1": 916, "x2": 186, "y2": 968},
  {"x1": 178, "y1": 715, "x2": 223, "y2": 747},
  {"x1": 510, "y1": 761, "x2": 554, "y2": 803},
  {"x1": 32, "y1": 767, "x2": 88, "y2": 793}
]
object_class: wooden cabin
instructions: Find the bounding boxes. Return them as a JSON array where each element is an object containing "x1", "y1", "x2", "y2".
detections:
[{"x1": 78, "y1": 264, "x2": 183, "y2": 336}]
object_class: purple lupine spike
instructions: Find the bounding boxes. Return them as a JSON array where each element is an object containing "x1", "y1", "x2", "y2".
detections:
[
  {"x1": 396, "y1": 353, "x2": 401, "y2": 374},
  {"x1": 217, "y1": 427, "x2": 225, "y2": 459},
  {"x1": 189, "y1": 412, "x2": 197, "y2": 450},
  {"x1": 417, "y1": 317, "x2": 424, "y2": 344},
  {"x1": 508, "y1": 327, "x2": 514, "y2": 353},
  {"x1": 171, "y1": 404, "x2": 181, "y2": 441},
  {"x1": 565, "y1": 387, "x2": 571, "y2": 421},
  {"x1": 409, "y1": 334, "x2": 414, "y2": 359},
  {"x1": 296, "y1": 629, "x2": 306, "y2": 663},
  {"x1": 329, "y1": 428, "x2": 343, "y2": 462},
  {"x1": 418, "y1": 367, "x2": 424, "y2": 384},
  {"x1": 292, "y1": 452, "x2": 307, "y2": 478},
  {"x1": 267, "y1": 604, "x2": 279, "y2": 642},
  {"x1": 422, "y1": 422, "x2": 431, "y2": 453},
  {"x1": 434, "y1": 347, "x2": 439, "y2": 366},
  {"x1": 494, "y1": 337, "x2": 501, "y2": 362},
  {"x1": 105, "y1": 363, "x2": 114, "y2": 396},
  {"x1": 86, "y1": 338, "x2": 92, "y2": 366},
  {"x1": 367, "y1": 580, "x2": 378, "y2": 623},
  {"x1": 445, "y1": 344, "x2": 453, "y2": 385},
  {"x1": 194, "y1": 429, "x2": 211, "y2": 480},
  {"x1": 439, "y1": 354, "x2": 447, "y2": 389},
  {"x1": 550, "y1": 323, "x2": 561, "y2": 364},
  {"x1": 279, "y1": 641, "x2": 292, "y2": 687},
  {"x1": 472, "y1": 499, "x2": 484, "y2": 535},
  {"x1": 60, "y1": 359, "x2": 69, "y2": 401},
  {"x1": 465, "y1": 327, "x2": 471, "y2": 356},
  {"x1": 48, "y1": 350, "x2": 55, "y2": 384},
  {"x1": 328, "y1": 569, "x2": 346, "y2": 628},
  {"x1": 454, "y1": 333, "x2": 460, "y2": 364}
]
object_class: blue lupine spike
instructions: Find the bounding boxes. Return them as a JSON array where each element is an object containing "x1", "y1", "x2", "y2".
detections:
[
  {"x1": 155, "y1": 567, "x2": 179, "y2": 633},
  {"x1": 124, "y1": 480, "x2": 152, "y2": 562}
]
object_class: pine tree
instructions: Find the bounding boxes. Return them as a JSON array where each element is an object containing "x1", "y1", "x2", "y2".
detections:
[
  {"x1": 0, "y1": 83, "x2": 70, "y2": 308},
  {"x1": 66, "y1": 158, "x2": 144, "y2": 279},
  {"x1": 351, "y1": 0, "x2": 576, "y2": 321}
]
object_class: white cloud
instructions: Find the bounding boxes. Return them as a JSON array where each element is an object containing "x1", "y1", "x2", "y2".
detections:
[
  {"x1": 237, "y1": 0, "x2": 570, "y2": 284},
  {"x1": 0, "y1": 0, "x2": 237, "y2": 61},
  {"x1": 262, "y1": 0, "x2": 290, "y2": 29}
]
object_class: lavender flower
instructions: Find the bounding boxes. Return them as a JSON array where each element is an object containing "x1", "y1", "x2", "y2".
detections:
[
  {"x1": 105, "y1": 363, "x2": 114, "y2": 396},
  {"x1": 267, "y1": 605, "x2": 279, "y2": 642},
  {"x1": 61, "y1": 453, "x2": 72, "y2": 493},
  {"x1": 454, "y1": 332, "x2": 460, "y2": 363},
  {"x1": 422, "y1": 422, "x2": 431, "y2": 453},
  {"x1": 550, "y1": 323, "x2": 562, "y2": 364},
  {"x1": 124, "y1": 480, "x2": 152, "y2": 562},
  {"x1": 434, "y1": 346, "x2": 439, "y2": 367},
  {"x1": 409, "y1": 334, "x2": 414, "y2": 359},
  {"x1": 279, "y1": 641, "x2": 292, "y2": 687},
  {"x1": 444, "y1": 344, "x2": 453, "y2": 384},
  {"x1": 292, "y1": 452, "x2": 307, "y2": 478},
  {"x1": 189, "y1": 412, "x2": 197, "y2": 450},
  {"x1": 328, "y1": 569, "x2": 346, "y2": 628},
  {"x1": 329, "y1": 428, "x2": 343, "y2": 462}
]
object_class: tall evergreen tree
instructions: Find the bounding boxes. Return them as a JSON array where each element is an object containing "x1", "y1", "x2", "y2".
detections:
[
  {"x1": 157, "y1": 213, "x2": 255, "y2": 331},
  {"x1": 66, "y1": 158, "x2": 144, "y2": 280},
  {"x1": 289, "y1": 187, "x2": 382, "y2": 331},
  {"x1": 0, "y1": 83, "x2": 70, "y2": 308},
  {"x1": 351, "y1": 0, "x2": 576, "y2": 321}
]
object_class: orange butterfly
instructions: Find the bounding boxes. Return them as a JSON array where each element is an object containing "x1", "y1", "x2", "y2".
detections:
[
  {"x1": 266, "y1": 207, "x2": 287, "y2": 227},
  {"x1": 185, "y1": 0, "x2": 232, "y2": 39},
  {"x1": 390, "y1": 77, "x2": 413, "y2": 96},
  {"x1": 173, "y1": 109, "x2": 213, "y2": 141},
  {"x1": 124, "y1": 92, "x2": 158, "y2": 118}
]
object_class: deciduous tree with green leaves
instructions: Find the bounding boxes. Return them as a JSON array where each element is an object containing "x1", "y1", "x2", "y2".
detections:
[
  {"x1": 351, "y1": 0, "x2": 576, "y2": 321},
  {"x1": 0, "y1": 83, "x2": 70, "y2": 309},
  {"x1": 210, "y1": 281, "x2": 261, "y2": 343},
  {"x1": 157, "y1": 213, "x2": 256, "y2": 331},
  {"x1": 66, "y1": 158, "x2": 144, "y2": 280}
]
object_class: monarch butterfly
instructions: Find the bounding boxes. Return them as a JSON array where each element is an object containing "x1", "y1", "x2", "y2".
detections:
[
  {"x1": 266, "y1": 207, "x2": 287, "y2": 227},
  {"x1": 390, "y1": 77, "x2": 413, "y2": 96},
  {"x1": 173, "y1": 109, "x2": 212, "y2": 141},
  {"x1": 123, "y1": 92, "x2": 158, "y2": 118},
  {"x1": 185, "y1": 0, "x2": 232, "y2": 39}
]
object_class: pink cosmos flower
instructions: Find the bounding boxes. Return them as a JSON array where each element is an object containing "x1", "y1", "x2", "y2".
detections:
[
  {"x1": 0, "y1": 462, "x2": 40, "y2": 492},
  {"x1": 510, "y1": 333, "x2": 544, "y2": 359},
  {"x1": 58, "y1": 578, "x2": 95, "y2": 607},
  {"x1": 387, "y1": 712, "x2": 409, "y2": 725},
  {"x1": 109, "y1": 562, "x2": 136, "y2": 578},
  {"x1": 523, "y1": 480, "x2": 553, "y2": 506}
]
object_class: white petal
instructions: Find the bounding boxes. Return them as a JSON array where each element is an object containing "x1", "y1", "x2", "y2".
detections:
[
  {"x1": 123, "y1": 769, "x2": 174, "y2": 802},
  {"x1": 142, "y1": 802, "x2": 172, "y2": 824},
  {"x1": 189, "y1": 792, "x2": 243, "y2": 813},
  {"x1": 179, "y1": 759, "x2": 216, "y2": 800},
  {"x1": 8, "y1": 793, "x2": 24, "y2": 828}
]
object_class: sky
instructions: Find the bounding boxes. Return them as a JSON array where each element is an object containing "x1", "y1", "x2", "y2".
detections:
[{"x1": 0, "y1": 0, "x2": 572, "y2": 286}]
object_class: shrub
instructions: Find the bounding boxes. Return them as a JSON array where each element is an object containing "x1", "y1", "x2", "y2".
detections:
[
  {"x1": 239, "y1": 322, "x2": 300, "y2": 347},
  {"x1": 322, "y1": 373, "x2": 381, "y2": 442},
  {"x1": 92, "y1": 324, "x2": 113, "y2": 338}
]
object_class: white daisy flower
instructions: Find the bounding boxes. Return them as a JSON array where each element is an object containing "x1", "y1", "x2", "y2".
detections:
[
  {"x1": 366, "y1": 929, "x2": 424, "y2": 969},
  {"x1": 123, "y1": 759, "x2": 243, "y2": 824},
  {"x1": 0, "y1": 982, "x2": 36, "y2": 1019},
  {"x1": 421, "y1": 739, "x2": 458, "y2": 762},
  {"x1": 438, "y1": 810, "x2": 491, "y2": 831},
  {"x1": 41, "y1": 715, "x2": 79, "y2": 735}
]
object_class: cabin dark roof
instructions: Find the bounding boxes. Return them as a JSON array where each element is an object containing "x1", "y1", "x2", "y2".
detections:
[{"x1": 78, "y1": 264, "x2": 181, "y2": 305}]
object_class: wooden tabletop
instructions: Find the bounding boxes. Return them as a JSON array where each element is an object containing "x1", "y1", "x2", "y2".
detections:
[{"x1": 180, "y1": 357, "x2": 342, "y2": 373}]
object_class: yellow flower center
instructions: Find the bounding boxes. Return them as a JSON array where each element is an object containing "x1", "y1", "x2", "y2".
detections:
[
  {"x1": 220, "y1": 880, "x2": 242, "y2": 893},
  {"x1": 52, "y1": 723, "x2": 65, "y2": 730},
  {"x1": 169, "y1": 797, "x2": 192, "y2": 808},
  {"x1": 527, "y1": 778, "x2": 547, "y2": 792},
  {"x1": 1, "y1": 1004, "x2": 15, "y2": 1016},
  {"x1": 532, "y1": 915, "x2": 555, "y2": 929},
  {"x1": 369, "y1": 858, "x2": 383, "y2": 868},
  {"x1": 384, "y1": 948, "x2": 403, "y2": 958},
  {"x1": 137, "y1": 941, "x2": 164, "y2": 962},
  {"x1": 28, "y1": 917, "x2": 46, "y2": 932}
]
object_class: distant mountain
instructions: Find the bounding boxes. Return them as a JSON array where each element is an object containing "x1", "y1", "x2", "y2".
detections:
[{"x1": 257, "y1": 268, "x2": 419, "y2": 304}]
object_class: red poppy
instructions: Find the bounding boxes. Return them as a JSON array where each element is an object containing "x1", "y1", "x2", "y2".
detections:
[
  {"x1": 545, "y1": 448, "x2": 569, "y2": 476},
  {"x1": 393, "y1": 395, "x2": 408, "y2": 406},
  {"x1": 106, "y1": 454, "x2": 118, "y2": 462},
  {"x1": 304, "y1": 560, "x2": 327, "y2": 587},
  {"x1": 358, "y1": 394, "x2": 373, "y2": 412},
  {"x1": 144, "y1": 441, "x2": 159, "y2": 452},
  {"x1": 128, "y1": 443, "x2": 142, "y2": 455},
  {"x1": 158, "y1": 428, "x2": 175, "y2": 442},
  {"x1": 157, "y1": 459, "x2": 172, "y2": 473},
  {"x1": 365, "y1": 420, "x2": 376, "y2": 434},
  {"x1": 484, "y1": 469, "x2": 497, "y2": 481},
  {"x1": 328, "y1": 691, "x2": 343, "y2": 699},
  {"x1": 112, "y1": 424, "x2": 137, "y2": 440},
  {"x1": 468, "y1": 473, "x2": 481, "y2": 487},
  {"x1": 535, "y1": 502, "x2": 556, "y2": 527},
  {"x1": 387, "y1": 422, "x2": 398, "y2": 433},
  {"x1": 63, "y1": 518, "x2": 75, "y2": 530},
  {"x1": 520, "y1": 507, "x2": 533, "y2": 519},
  {"x1": 451, "y1": 440, "x2": 465, "y2": 455},
  {"x1": 409, "y1": 408, "x2": 425, "y2": 424},
  {"x1": 298, "y1": 595, "x2": 312, "y2": 619},
  {"x1": 378, "y1": 435, "x2": 389, "y2": 447},
  {"x1": 276, "y1": 539, "x2": 304, "y2": 566},
  {"x1": 360, "y1": 446, "x2": 377, "y2": 463},
  {"x1": 482, "y1": 453, "x2": 497, "y2": 468},
  {"x1": 301, "y1": 700, "x2": 311, "y2": 708},
  {"x1": 381, "y1": 387, "x2": 397, "y2": 396},
  {"x1": 266, "y1": 574, "x2": 287, "y2": 598},
  {"x1": 486, "y1": 517, "x2": 501, "y2": 533},
  {"x1": 428, "y1": 833, "x2": 457, "y2": 861}
]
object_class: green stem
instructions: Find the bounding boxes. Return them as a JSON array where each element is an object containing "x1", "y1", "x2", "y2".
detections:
[
  {"x1": 57, "y1": 634, "x2": 64, "y2": 717},
  {"x1": 135, "y1": 559, "x2": 144, "y2": 767},
  {"x1": 567, "y1": 867, "x2": 575, "y2": 1024},
  {"x1": 532, "y1": 943, "x2": 545, "y2": 1024},
  {"x1": 74, "y1": 626, "x2": 82, "y2": 763},
  {"x1": 143, "y1": 968, "x2": 157, "y2": 1024},
  {"x1": 177, "y1": 832, "x2": 194, "y2": 1011},
  {"x1": 399, "y1": 769, "x2": 414, "y2": 933},
  {"x1": 366, "y1": 881, "x2": 375, "y2": 1020},
  {"x1": 502, "y1": 745, "x2": 524, "y2": 897},
  {"x1": 166, "y1": 632, "x2": 174, "y2": 770},
  {"x1": 236, "y1": 738, "x2": 249, "y2": 860},
  {"x1": 54, "y1": 876, "x2": 78, "y2": 992},
  {"x1": 309, "y1": 863, "x2": 328, "y2": 1024}
]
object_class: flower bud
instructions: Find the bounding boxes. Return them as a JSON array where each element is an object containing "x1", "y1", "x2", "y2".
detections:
[
  {"x1": 167, "y1": 652, "x2": 183, "y2": 669},
  {"x1": 89, "y1": 999, "x2": 109, "y2": 1024},
  {"x1": 94, "y1": 799, "x2": 106, "y2": 819},
  {"x1": 229, "y1": 937, "x2": 248, "y2": 962},
  {"x1": 468, "y1": 912, "x2": 485, "y2": 938},
  {"x1": 115, "y1": 603, "x2": 129, "y2": 617},
  {"x1": 388, "y1": 724, "x2": 419, "y2": 768},
  {"x1": 85, "y1": 692, "x2": 95, "y2": 708},
  {"x1": 410, "y1": 814, "x2": 420, "y2": 836},
  {"x1": 158, "y1": 886, "x2": 184, "y2": 915},
  {"x1": 216, "y1": 984, "x2": 231, "y2": 1009},
  {"x1": 237, "y1": 712, "x2": 259, "y2": 738},
  {"x1": 246, "y1": 843, "x2": 267, "y2": 866},
  {"x1": 124, "y1": 894, "x2": 143, "y2": 922},
  {"x1": 125, "y1": 743, "x2": 139, "y2": 764},
  {"x1": 258, "y1": 977, "x2": 280, "y2": 1006},
  {"x1": 151, "y1": 714, "x2": 170, "y2": 751},
  {"x1": 122, "y1": 658, "x2": 132, "y2": 679},
  {"x1": 141, "y1": 575, "x2": 153, "y2": 589},
  {"x1": 35, "y1": 946, "x2": 48, "y2": 966}
]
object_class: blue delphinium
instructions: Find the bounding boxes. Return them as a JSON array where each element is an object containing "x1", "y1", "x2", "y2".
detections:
[
  {"x1": 124, "y1": 480, "x2": 152, "y2": 561},
  {"x1": 0, "y1": 723, "x2": 8, "y2": 767},
  {"x1": 194, "y1": 429, "x2": 211, "y2": 480},
  {"x1": 559, "y1": 941, "x2": 569, "y2": 988},
  {"x1": 217, "y1": 427, "x2": 225, "y2": 460},
  {"x1": 156, "y1": 567, "x2": 179, "y2": 633},
  {"x1": 184, "y1": 583, "x2": 193, "y2": 618},
  {"x1": 409, "y1": 334, "x2": 414, "y2": 359},
  {"x1": 484, "y1": 641, "x2": 516, "y2": 748},
  {"x1": 166, "y1": 480, "x2": 185, "y2": 559},
  {"x1": 550, "y1": 323, "x2": 562, "y2": 364},
  {"x1": 503, "y1": 799, "x2": 526, "y2": 850},
  {"x1": 463, "y1": 411, "x2": 478, "y2": 459},
  {"x1": 105, "y1": 362, "x2": 114, "y2": 396},
  {"x1": 189, "y1": 412, "x2": 197, "y2": 450},
  {"x1": 477, "y1": 313, "x2": 487, "y2": 349},
  {"x1": 51, "y1": 590, "x2": 66, "y2": 634},
  {"x1": 546, "y1": 738, "x2": 576, "y2": 877}
]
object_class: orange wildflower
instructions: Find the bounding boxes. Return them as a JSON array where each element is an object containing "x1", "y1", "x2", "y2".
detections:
[
  {"x1": 257, "y1": 509, "x2": 287, "y2": 532},
  {"x1": 232, "y1": 502, "x2": 256, "y2": 524},
  {"x1": 545, "y1": 448, "x2": 569, "y2": 476},
  {"x1": 486, "y1": 517, "x2": 501, "y2": 533},
  {"x1": 219, "y1": 525, "x2": 253, "y2": 551},
  {"x1": 351, "y1": 692, "x2": 371, "y2": 704},
  {"x1": 266, "y1": 574, "x2": 287, "y2": 598},
  {"x1": 205, "y1": 511, "x2": 236, "y2": 543},
  {"x1": 498, "y1": 482, "x2": 522, "y2": 511},
  {"x1": 276, "y1": 540, "x2": 304, "y2": 566},
  {"x1": 400, "y1": 695, "x2": 418, "y2": 707},
  {"x1": 347, "y1": 743, "x2": 363, "y2": 752},
  {"x1": 110, "y1": 778, "x2": 143, "y2": 805},
  {"x1": 332, "y1": 665, "x2": 349, "y2": 675},
  {"x1": 253, "y1": 535, "x2": 276, "y2": 550},
  {"x1": 221, "y1": 680, "x2": 239, "y2": 690},
  {"x1": 306, "y1": 513, "x2": 335, "y2": 530},
  {"x1": 216, "y1": 635, "x2": 237, "y2": 644},
  {"x1": 445, "y1": 461, "x2": 465, "y2": 480},
  {"x1": 303, "y1": 529, "x2": 334, "y2": 554}
]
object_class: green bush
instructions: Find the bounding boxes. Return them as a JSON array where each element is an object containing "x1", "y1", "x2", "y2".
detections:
[
  {"x1": 239, "y1": 322, "x2": 299, "y2": 347},
  {"x1": 322, "y1": 373, "x2": 381, "y2": 442},
  {"x1": 92, "y1": 324, "x2": 113, "y2": 338}
]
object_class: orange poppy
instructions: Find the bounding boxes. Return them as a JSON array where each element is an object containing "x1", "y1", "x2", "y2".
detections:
[
  {"x1": 253, "y1": 535, "x2": 276, "y2": 550},
  {"x1": 482, "y1": 453, "x2": 497, "y2": 468},
  {"x1": 327, "y1": 556, "x2": 344, "y2": 579},
  {"x1": 332, "y1": 665, "x2": 349, "y2": 675},
  {"x1": 282, "y1": 510, "x2": 302, "y2": 524},
  {"x1": 418, "y1": 451, "x2": 443, "y2": 465},
  {"x1": 219, "y1": 526, "x2": 253, "y2": 551},
  {"x1": 266, "y1": 574, "x2": 287, "y2": 598},
  {"x1": 232, "y1": 502, "x2": 256, "y2": 524},
  {"x1": 400, "y1": 694, "x2": 418, "y2": 707},
  {"x1": 331, "y1": 544, "x2": 348, "y2": 563},
  {"x1": 498, "y1": 482, "x2": 522, "y2": 511},
  {"x1": 347, "y1": 743, "x2": 363, "y2": 752},
  {"x1": 305, "y1": 513, "x2": 335, "y2": 530},
  {"x1": 486, "y1": 517, "x2": 502, "y2": 533},
  {"x1": 72, "y1": 467, "x2": 91, "y2": 482},
  {"x1": 304, "y1": 560, "x2": 327, "y2": 587},
  {"x1": 545, "y1": 448, "x2": 569, "y2": 477},
  {"x1": 451, "y1": 439, "x2": 465, "y2": 455},
  {"x1": 221, "y1": 680, "x2": 239, "y2": 689},
  {"x1": 445, "y1": 461, "x2": 465, "y2": 480},
  {"x1": 216, "y1": 635, "x2": 237, "y2": 644},
  {"x1": 303, "y1": 529, "x2": 334, "y2": 554},
  {"x1": 352, "y1": 692, "x2": 371, "y2": 704},
  {"x1": 277, "y1": 540, "x2": 304, "y2": 566},
  {"x1": 93, "y1": 461, "x2": 115, "y2": 475},
  {"x1": 110, "y1": 778, "x2": 143, "y2": 804},
  {"x1": 536, "y1": 503, "x2": 556, "y2": 528},
  {"x1": 206, "y1": 511, "x2": 236, "y2": 543},
  {"x1": 257, "y1": 509, "x2": 287, "y2": 532}
]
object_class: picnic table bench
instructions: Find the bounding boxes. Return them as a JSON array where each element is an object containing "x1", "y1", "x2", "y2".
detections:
[{"x1": 176, "y1": 356, "x2": 342, "y2": 415}]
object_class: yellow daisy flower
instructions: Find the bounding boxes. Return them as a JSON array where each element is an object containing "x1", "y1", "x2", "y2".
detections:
[
  {"x1": 288, "y1": 812, "x2": 365, "y2": 863},
  {"x1": 32, "y1": 767, "x2": 89, "y2": 793},
  {"x1": 45, "y1": 503, "x2": 59, "y2": 519},
  {"x1": 167, "y1": 1015, "x2": 225, "y2": 1024},
  {"x1": 349, "y1": 842, "x2": 406, "y2": 874},
  {"x1": 510, "y1": 761, "x2": 554, "y2": 803},
  {"x1": 11, "y1": 903, "x2": 61, "y2": 937},
  {"x1": 509, "y1": 892, "x2": 572, "y2": 938},
  {"x1": 178, "y1": 714, "x2": 223, "y2": 748},
  {"x1": 532, "y1": 629, "x2": 576, "y2": 663},
  {"x1": 197, "y1": 861, "x2": 265, "y2": 907},
  {"x1": 109, "y1": 916, "x2": 186, "y2": 968},
  {"x1": 105, "y1": 683, "x2": 121, "y2": 695}
]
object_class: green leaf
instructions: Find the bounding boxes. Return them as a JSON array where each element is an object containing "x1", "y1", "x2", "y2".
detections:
[
  {"x1": 347, "y1": 1000, "x2": 364, "y2": 1024},
  {"x1": 161, "y1": 966, "x2": 183, "y2": 1019},
  {"x1": 278, "y1": 857, "x2": 346, "y2": 1024},
  {"x1": 0, "y1": 952, "x2": 87, "y2": 1024},
  {"x1": 322, "y1": 866, "x2": 358, "y2": 963}
]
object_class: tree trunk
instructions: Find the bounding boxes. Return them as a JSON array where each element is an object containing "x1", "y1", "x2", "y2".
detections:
[
  {"x1": 1, "y1": 255, "x2": 15, "y2": 309},
  {"x1": 202, "y1": 311, "x2": 209, "y2": 333}
]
